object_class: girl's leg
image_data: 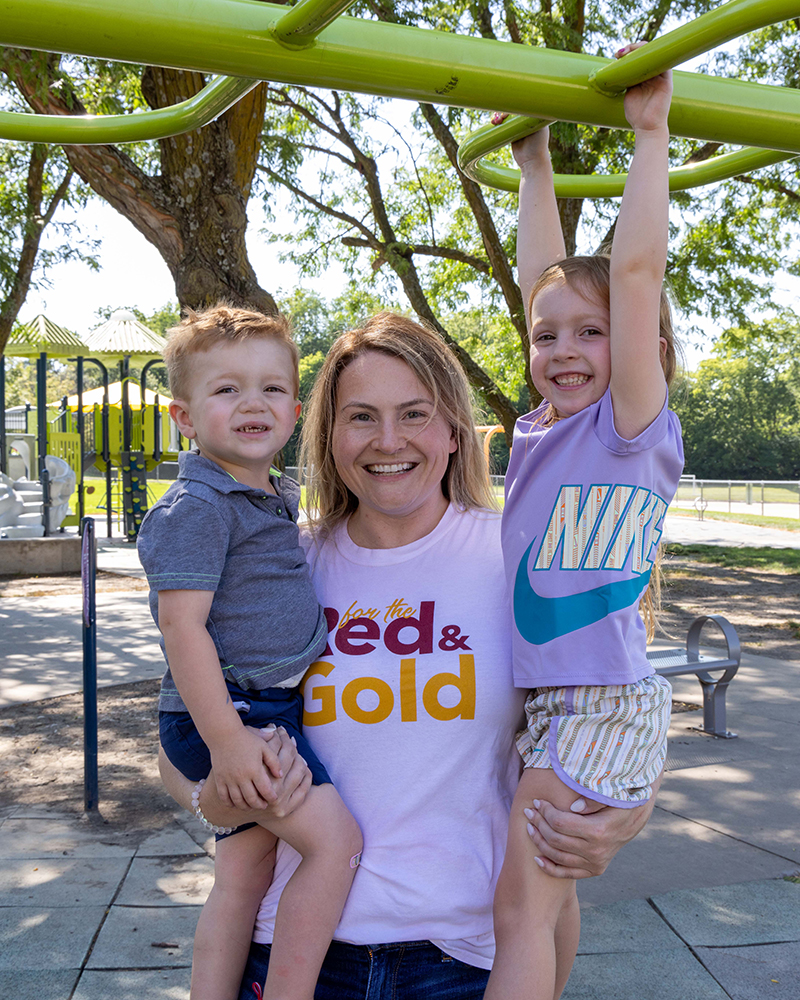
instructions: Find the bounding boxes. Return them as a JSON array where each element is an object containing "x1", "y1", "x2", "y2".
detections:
[
  {"x1": 261, "y1": 783, "x2": 362, "y2": 1000},
  {"x1": 484, "y1": 768, "x2": 593, "y2": 1000},
  {"x1": 191, "y1": 825, "x2": 278, "y2": 1000},
  {"x1": 553, "y1": 880, "x2": 581, "y2": 1000}
]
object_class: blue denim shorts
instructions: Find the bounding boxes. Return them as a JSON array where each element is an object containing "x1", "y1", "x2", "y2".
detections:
[
  {"x1": 160, "y1": 681, "x2": 331, "y2": 819},
  {"x1": 238, "y1": 939, "x2": 489, "y2": 1000}
]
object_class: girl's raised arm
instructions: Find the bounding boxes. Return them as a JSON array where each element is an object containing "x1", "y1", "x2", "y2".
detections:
[
  {"x1": 609, "y1": 52, "x2": 673, "y2": 439},
  {"x1": 513, "y1": 127, "x2": 566, "y2": 330}
]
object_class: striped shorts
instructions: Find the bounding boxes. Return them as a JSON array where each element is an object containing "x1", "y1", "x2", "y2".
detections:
[{"x1": 515, "y1": 675, "x2": 671, "y2": 808}]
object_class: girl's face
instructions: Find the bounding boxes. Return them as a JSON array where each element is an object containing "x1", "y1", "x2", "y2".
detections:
[
  {"x1": 528, "y1": 279, "x2": 612, "y2": 418},
  {"x1": 331, "y1": 351, "x2": 457, "y2": 546}
]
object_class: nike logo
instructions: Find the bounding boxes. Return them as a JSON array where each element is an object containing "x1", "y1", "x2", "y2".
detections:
[{"x1": 513, "y1": 538, "x2": 652, "y2": 646}]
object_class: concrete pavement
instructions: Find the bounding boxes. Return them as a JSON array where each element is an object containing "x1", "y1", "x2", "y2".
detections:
[
  {"x1": 0, "y1": 520, "x2": 799, "y2": 998},
  {"x1": 663, "y1": 512, "x2": 800, "y2": 550}
]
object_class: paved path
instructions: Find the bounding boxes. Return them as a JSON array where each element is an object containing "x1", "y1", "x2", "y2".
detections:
[
  {"x1": 663, "y1": 513, "x2": 800, "y2": 550},
  {"x1": 3, "y1": 645, "x2": 798, "y2": 1000}
]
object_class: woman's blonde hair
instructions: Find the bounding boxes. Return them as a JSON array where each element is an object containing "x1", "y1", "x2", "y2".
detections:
[
  {"x1": 529, "y1": 255, "x2": 678, "y2": 641},
  {"x1": 299, "y1": 312, "x2": 495, "y2": 536}
]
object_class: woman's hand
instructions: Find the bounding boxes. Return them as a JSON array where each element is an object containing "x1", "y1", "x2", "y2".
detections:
[{"x1": 525, "y1": 772, "x2": 662, "y2": 879}]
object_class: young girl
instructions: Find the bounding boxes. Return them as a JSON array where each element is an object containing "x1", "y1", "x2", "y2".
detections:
[{"x1": 487, "y1": 53, "x2": 682, "y2": 1000}]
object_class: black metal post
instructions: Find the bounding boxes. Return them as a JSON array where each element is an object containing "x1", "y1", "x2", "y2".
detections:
[
  {"x1": 120, "y1": 357, "x2": 131, "y2": 454},
  {"x1": 81, "y1": 516, "x2": 99, "y2": 812},
  {"x1": 37, "y1": 353, "x2": 51, "y2": 536},
  {"x1": 140, "y1": 359, "x2": 166, "y2": 462},
  {"x1": 82, "y1": 358, "x2": 111, "y2": 538},
  {"x1": 0, "y1": 354, "x2": 6, "y2": 476},
  {"x1": 75, "y1": 357, "x2": 85, "y2": 521}
]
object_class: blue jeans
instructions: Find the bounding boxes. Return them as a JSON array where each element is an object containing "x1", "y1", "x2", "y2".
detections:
[{"x1": 238, "y1": 940, "x2": 489, "y2": 1000}]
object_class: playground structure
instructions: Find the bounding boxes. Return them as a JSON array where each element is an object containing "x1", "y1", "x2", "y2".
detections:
[
  {"x1": 0, "y1": 0, "x2": 798, "y2": 537},
  {"x1": 0, "y1": 0, "x2": 797, "y2": 182},
  {"x1": 1, "y1": 313, "x2": 185, "y2": 541}
]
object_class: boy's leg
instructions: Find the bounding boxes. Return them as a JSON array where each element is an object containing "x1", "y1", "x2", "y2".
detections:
[
  {"x1": 191, "y1": 825, "x2": 278, "y2": 1000},
  {"x1": 484, "y1": 768, "x2": 598, "y2": 1000},
  {"x1": 259, "y1": 783, "x2": 363, "y2": 1000}
]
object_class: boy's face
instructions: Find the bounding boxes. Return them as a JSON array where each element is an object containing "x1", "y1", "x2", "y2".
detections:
[{"x1": 168, "y1": 338, "x2": 301, "y2": 487}]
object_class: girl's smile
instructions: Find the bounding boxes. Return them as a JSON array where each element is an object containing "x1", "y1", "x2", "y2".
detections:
[{"x1": 528, "y1": 281, "x2": 612, "y2": 417}]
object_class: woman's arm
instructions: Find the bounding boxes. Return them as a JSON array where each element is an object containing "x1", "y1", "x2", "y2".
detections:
[{"x1": 525, "y1": 770, "x2": 663, "y2": 878}]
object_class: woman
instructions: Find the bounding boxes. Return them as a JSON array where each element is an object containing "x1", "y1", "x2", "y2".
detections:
[{"x1": 161, "y1": 312, "x2": 659, "y2": 999}]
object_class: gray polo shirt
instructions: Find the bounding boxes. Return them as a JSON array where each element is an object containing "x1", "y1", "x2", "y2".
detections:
[{"x1": 137, "y1": 451, "x2": 328, "y2": 713}]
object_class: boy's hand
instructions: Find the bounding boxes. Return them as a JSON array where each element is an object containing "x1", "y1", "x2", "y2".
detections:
[
  {"x1": 209, "y1": 725, "x2": 284, "y2": 809},
  {"x1": 617, "y1": 42, "x2": 672, "y2": 134},
  {"x1": 512, "y1": 126, "x2": 551, "y2": 171}
]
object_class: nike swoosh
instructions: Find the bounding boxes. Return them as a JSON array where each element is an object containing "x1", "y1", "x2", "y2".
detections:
[{"x1": 513, "y1": 538, "x2": 652, "y2": 646}]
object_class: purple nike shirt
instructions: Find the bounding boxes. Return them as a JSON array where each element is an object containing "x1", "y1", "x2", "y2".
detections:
[{"x1": 502, "y1": 387, "x2": 684, "y2": 689}]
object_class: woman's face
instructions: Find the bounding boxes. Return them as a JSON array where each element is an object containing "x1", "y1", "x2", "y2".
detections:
[{"x1": 332, "y1": 351, "x2": 457, "y2": 546}]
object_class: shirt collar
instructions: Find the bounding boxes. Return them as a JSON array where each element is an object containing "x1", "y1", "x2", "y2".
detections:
[{"x1": 177, "y1": 451, "x2": 281, "y2": 496}]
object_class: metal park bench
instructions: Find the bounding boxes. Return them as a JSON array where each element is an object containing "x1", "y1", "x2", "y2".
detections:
[{"x1": 647, "y1": 615, "x2": 741, "y2": 739}]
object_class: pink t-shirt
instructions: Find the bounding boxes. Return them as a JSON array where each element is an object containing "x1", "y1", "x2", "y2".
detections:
[{"x1": 252, "y1": 506, "x2": 525, "y2": 968}]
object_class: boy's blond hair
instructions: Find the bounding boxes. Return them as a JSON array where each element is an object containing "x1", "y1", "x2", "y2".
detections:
[{"x1": 163, "y1": 304, "x2": 300, "y2": 399}]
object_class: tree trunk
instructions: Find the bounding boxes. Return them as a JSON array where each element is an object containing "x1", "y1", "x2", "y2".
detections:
[{"x1": 3, "y1": 49, "x2": 277, "y2": 314}]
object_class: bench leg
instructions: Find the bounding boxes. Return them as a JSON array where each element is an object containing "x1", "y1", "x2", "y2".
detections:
[{"x1": 697, "y1": 678, "x2": 737, "y2": 739}]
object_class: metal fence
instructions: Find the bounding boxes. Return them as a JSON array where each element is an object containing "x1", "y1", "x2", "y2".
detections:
[
  {"x1": 485, "y1": 474, "x2": 800, "y2": 518},
  {"x1": 673, "y1": 477, "x2": 800, "y2": 519}
]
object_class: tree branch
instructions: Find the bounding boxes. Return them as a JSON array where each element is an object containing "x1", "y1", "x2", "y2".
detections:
[
  {"x1": 736, "y1": 174, "x2": 800, "y2": 202},
  {"x1": 342, "y1": 236, "x2": 492, "y2": 273},
  {"x1": 258, "y1": 165, "x2": 379, "y2": 242},
  {"x1": 3, "y1": 49, "x2": 184, "y2": 264},
  {"x1": 684, "y1": 142, "x2": 723, "y2": 165},
  {"x1": 0, "y1": 145, "x2": 72, "y2": 352},
  {"x1": 42, "y1": 168, "x2": 74, "y2": 227}
]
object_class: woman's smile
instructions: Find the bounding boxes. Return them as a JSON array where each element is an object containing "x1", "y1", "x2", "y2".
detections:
[{"x1": 332, "y1": 351, "x2": 457, "y2": 546}]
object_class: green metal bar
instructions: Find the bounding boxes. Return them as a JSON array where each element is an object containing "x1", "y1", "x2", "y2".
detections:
[
  {"x1": 0, "y1": 74, "x2": 258, "y2": 144},
  {"x1": 590, "y1": 0, "x2": 800, "y2": 96},
  {"x1": 458, "y1": 116, "x2": 796, "y2": 194},
  {"x1": 272, "y1": 0, "x2": 360, "y2": 48},
  {"x1": 0, "y1": 0, "x2": 799, "y2": 154}
]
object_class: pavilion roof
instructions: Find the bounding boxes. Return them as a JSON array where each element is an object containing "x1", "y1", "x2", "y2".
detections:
[
  {"x1": 81, "y1": 310, "x2": 167, "y2": 361},
  {"x1": 4, "y1": 314, "x2": 87, "y2": 358}
]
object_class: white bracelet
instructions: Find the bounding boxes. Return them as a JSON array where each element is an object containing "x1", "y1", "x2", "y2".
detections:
[{"x1": 191, "y1": 779, "x2": 237, "y2": 836}]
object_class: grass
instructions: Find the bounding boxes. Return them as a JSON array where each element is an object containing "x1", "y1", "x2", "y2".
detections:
[
  {"x1": 80, "y1": 477, "x2": 308, "y2": 515},
  {"x1": 664, "y1": 543, "x2": 800, "y2": 574},
  {"x1": 82, "y1": 477, "x2": 173, "y2": 517},
  {"x1": 668, "y1": 506, "x2": 800, "y2": 533}
]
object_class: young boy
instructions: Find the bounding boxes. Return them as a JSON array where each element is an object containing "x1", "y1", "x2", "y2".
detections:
[{"x1": 138, "y1": 305, "x2": 362, "y2": 1000}]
